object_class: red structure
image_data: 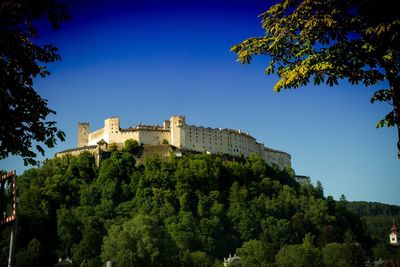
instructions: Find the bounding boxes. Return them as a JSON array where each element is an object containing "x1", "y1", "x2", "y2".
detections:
[{"x1": 0, "y1": 171, "x2": 17, "y2": 225}]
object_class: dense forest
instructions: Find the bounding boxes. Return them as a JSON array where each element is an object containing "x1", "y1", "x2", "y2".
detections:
[
  {"x1": 346, "y1": 201, "x2": 400, "y2": 256},
  {"x1": 1, "y1": 143, "x2": 399, "y2": 266}
]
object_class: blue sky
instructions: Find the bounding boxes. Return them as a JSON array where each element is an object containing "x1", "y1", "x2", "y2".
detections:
[{"x1": 1, "y1": 0, "x2": 399, "y2": 205}]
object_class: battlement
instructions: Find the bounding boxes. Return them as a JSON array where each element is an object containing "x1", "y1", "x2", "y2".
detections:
[{"x1": 106, "y1": 116, "x2": 120, "y2": 120}]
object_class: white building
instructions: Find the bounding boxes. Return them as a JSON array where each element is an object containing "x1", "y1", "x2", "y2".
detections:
[
  {"x1": 69, "y1": 115, "x2": 291, "y2": 169},
  {"x1": 390, "y1": 221, "x2": 399, "y2": 246}
]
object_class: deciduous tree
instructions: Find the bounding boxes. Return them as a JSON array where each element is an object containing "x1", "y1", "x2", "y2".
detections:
[
  {"x1": 0, "y1": 0, "x2": 68, "y2": 165},
  {"x1": 231, "y1": 0, "x2": 400, "y2": 158}
]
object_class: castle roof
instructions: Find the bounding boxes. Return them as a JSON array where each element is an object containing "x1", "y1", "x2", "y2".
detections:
[
  {"x1": 391, "y1": 222, "x2": 398, "y2": 233},
  {"x1": 97, "y1": 139, "x2": 107, "y2": 145}
]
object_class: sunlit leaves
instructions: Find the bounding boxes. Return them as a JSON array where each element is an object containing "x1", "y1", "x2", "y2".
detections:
[
  {"x1": 371, "y1": 90, "x2": 392, "y2": 104},
  {"x1": 376, "y1": 111, "x2": 396, "y2": 128}
]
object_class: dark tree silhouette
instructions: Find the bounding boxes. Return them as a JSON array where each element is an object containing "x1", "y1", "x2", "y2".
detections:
[{"x1": 0, "y1": 0, "x2": 68, "y2": 165}]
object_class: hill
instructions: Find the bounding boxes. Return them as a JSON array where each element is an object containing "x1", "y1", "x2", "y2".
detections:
[
  {"x1": 346, "y1": 201, "x2": 400, "y2": 247},
  {"x1": 346, "y1": 201, "x2": 400, "y2": 217},
  {"x1": 0, "y1": 151, "x2": 399, "y2": 266}
]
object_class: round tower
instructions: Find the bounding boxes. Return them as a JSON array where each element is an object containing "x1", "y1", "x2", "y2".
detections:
[{"x1": 170, "y1": 115, "x2": 186, "y2": 147}]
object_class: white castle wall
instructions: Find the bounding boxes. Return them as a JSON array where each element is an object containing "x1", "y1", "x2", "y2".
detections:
[
  {"x1": 181, "y1": 125, "x2": 260, "y2": 157},
  {"x1": 138, "y1": 130, "x2": 170, "y2": 145},
  {"x1": 111, "y1": 130, "x2": 139, "y2": 145},
  {"x1": 76, "y1": 115, "x2": 291, "y2": 169}
]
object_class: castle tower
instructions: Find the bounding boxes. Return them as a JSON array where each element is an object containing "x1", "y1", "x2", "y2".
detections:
[
  {"x1": 170, "y1": 115, "x2": 186, "y2": 148},
  {"x1": 78, "y1": 123, "x2": 89, "y2": 147},
  {"x1": 389, "y1": 221, "x2": 399, "y2": 246},
  {"x1": 104, "y1": 117, "x2": 120, "y2": 143}
]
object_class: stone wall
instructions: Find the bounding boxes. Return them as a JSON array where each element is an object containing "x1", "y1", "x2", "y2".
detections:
[{"x1": 138, "y1": 129, "x2": 170, "y2": 145}]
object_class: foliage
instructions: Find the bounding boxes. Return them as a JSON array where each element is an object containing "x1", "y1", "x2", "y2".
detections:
[
  {"x1": 236, "y1": 240, "x2": 272, "y2": 267},
  {"x1": 15, "y1": 239, "x2": 41, "y2": 267},
  {"x1": 124, "y1": 139, "x2": 141, "y2": 154},
  {"x1": 101, "y1": 214, "x2": 178, "y2": 267},
  {"x1": 322, "y1": 242, "x2": 353, "y2": 267},
  {"x1": 0, "y1": 152, "x2": 380, "y2": 266},
  {"x1": 346, "y1": 201, "x2": 400, "y2": 217},
  {"x1": 0, "y1": 0, "x2": 68, "y2": 165},
  {"x1": 231, "y1": 0, "x2": 400, "y2": 158},
  {"x1": 345, "y1": 201, "x2": 400, "y2": 245},
  {"x1": 275, "y1": 234, "x2": 323, "y2": 267}
]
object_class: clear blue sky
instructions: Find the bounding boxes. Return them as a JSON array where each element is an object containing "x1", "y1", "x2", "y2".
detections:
[{"x1": 1, "y1": 0, "x2": 399, "y2": 205}]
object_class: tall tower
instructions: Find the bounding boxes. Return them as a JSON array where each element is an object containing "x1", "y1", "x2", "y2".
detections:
[
  {"x1": 104, "y1": 117, "x2": 120, "y2": 143},
  {"x1": 170, "y1": 115, "x2": 186, "y2": 148},
  {"x1": 390, "y1": 221, "x2": 399, "y2": 246},
  {"x1": 78, "y1": 123, "x2": 90, "y2": 147}
]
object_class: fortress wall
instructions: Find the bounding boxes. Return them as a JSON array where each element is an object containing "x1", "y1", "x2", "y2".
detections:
[
  {"x1": 228, "y1": 130, "x2": 258, "y2": 158},
  {"x1": 109, "y1": 130, "x2": 139, "y2": 145},
  {"x1": 88, "y1": 128, "x2": 105, "y2": 145},
  {"x1": 181, "y1": 125, "x2": 260, "y2": 157},
  {"x1": 56, "y1": 146, "x2": 98, "y2": 158},
  {"x1": 182, "y1": 125, "x2": 220, "y2": 153},
  {"x1": 264, "y1": 148, "x2": 291, "y2": 169},
  {"x1": 138, "y1": 130, "x2": 170, "y2": 145}
]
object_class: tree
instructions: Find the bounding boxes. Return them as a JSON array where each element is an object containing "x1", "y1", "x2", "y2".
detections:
[
  {"x1": 231, "y1": 0, "x2": 400, "y2": 158},
  {"x1": 275, "y1": 234, "x2": 323, "y2": 267},
  {"x1": 236, "y1": 240, "x2": 272, "y2": 267},
  {"x1": 322, "y1": 243, "x2": 353, "y2": 267},
  {"x1": 15, "y1": 239, "x2": 41, "y2": 267},
  {"x1": 0, "y1": 0, "x2": 68, "y2": 165},
  {"x1": 124, "y1": 139, "x2": 141, "y2": 154},
  {"x1": 101, "y1": 214, "x2": 178, "y2": 267}
]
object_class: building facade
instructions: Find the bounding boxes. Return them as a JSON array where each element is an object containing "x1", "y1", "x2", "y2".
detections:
[
  {"x1": 390, "y1": 221, "x2": 399, "y2": 246},
  {"x1": 61, "y1": 115, "x2": 291, "y2": 169}
]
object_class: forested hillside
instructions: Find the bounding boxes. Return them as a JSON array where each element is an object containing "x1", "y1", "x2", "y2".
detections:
[
  {"x1": 345, "y1": 201, "x2": 400, "y2": 254},
  {"x1": 0, "y1": 148, "x2": 399, "y2": 266},
  {"x1": 347, "y1": 201, "x2": 400, "y2": 217}
]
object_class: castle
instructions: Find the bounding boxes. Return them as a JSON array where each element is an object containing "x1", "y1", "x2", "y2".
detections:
[{"x1": 56, "y1": 115, "x2": 291, "y2": 169}]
